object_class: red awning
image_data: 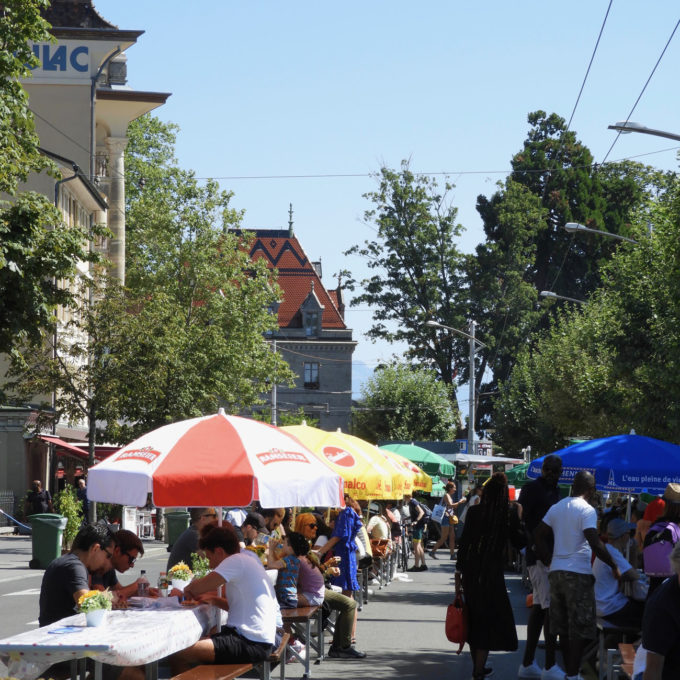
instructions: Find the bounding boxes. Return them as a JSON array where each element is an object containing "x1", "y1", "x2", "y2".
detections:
[{"x1": 39, "y1": 435, "x2": 89, "y2": 459}]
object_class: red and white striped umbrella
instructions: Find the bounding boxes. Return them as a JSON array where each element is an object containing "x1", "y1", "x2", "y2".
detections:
[{"x1": 87, "y1": 410, "x2": 344, "y2": 508}]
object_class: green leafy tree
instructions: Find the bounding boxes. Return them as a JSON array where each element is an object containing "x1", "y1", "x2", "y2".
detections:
[
  {"x1": 494, "y1": 177, "x2": 680, "y2": 452},
  {"x1": 8, "y1": 116, "x2": 295, "y2": 448},
  {"x1": 345, "y1": 161, "x2": 469, "y2": 413},
  {"x1": 474, "y1": 111, "x2": 674, "y2": 433},
  {"x1": 0, "y1": 2, "x2": 99, "y2": 356},
  {"x1": 0, "y1": 0, "x2": 51, "y2": 194},
  {"x1": 353, "y1": 363, "x2": 458, "y2": 442},
  {"x1": 53, "y1": 484, "x2": 83, "y2": 550}
]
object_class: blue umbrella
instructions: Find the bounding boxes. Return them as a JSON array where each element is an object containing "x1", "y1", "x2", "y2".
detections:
[{"x1": 527, "y1": 434, "x2": 680, "y2": 494}]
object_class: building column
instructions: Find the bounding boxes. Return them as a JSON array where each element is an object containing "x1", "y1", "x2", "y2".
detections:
[{"x1": 105, "y1": 136, "x2": 129, "y2": 283}]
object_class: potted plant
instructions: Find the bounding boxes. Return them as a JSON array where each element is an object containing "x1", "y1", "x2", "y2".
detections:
[
  {"x1": 168, "y1": 561, "x2": 193, "y2": 591},
  {"x1": 77, "y1": 589, "x2": 113, "y2": 627},
  {"x1": 190, "y1": 552, "x2": 210, "y2": 579}
]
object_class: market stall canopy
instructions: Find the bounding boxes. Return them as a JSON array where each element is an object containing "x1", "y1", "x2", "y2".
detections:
[
  {"x1": 449, "y1": 454, "x2": 524, "y2": 466},
  {"x1": 380, "y1": 443, "x2": 455, "y2": 478},
  {"x1": 87, "y1": 410, "x2": 344, "y2": 508},
  {"x1": 527, "y1": 434, "x2": 680, "y2": 494},
  {"x1": 283, "y1": 424, "x2": 405, "y2": 500}
]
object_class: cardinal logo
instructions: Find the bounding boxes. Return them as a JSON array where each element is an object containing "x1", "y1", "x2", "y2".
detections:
[
  {"x1": 257, "y1": 449, "x2": 309, "y2": 465},
  {"x1": 116, "y1": 446, "x2": 161, "y2": 464},
  {"x1": 323, "y1": 446, "x2": 355, "y2": 468}
]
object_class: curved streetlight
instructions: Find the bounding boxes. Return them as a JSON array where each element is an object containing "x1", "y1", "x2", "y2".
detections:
[
  {"x1": 425, "y1": 320, "x2": 486, "y2": 457},
  {"x1": 539, "y1": 290, "x2": 585, "y2": 305},
  {"x1": 608, "y1": 121, "x2": 680, "y2": 143},
  {"x1": 564, "y1": 222, "x2": 637, "y2": 244}
]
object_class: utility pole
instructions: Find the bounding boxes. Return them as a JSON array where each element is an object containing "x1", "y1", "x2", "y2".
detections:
[
  {"x1": 468, "y1": 320, "x2": 476, "y2": 458},
  {"x1": 271, "y1": 340, "x2": 277, "y2": 426}
]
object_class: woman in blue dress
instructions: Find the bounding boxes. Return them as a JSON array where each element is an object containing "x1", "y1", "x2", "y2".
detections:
[{"x1": 317, "y1": 494, "x2": 363, "y2": 595}]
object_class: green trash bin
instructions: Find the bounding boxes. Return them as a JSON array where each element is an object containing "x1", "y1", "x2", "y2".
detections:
[
  {"x1": 165, "y1": 510, "x2": 190, "y2": 551},
  {"x1": 27, "y1": 513, "x2": 68, "y2": 569}
]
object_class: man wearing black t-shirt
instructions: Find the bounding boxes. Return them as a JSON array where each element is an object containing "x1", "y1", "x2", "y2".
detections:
[
  {"x1": 642, "y1": 539, "x2": 680, "y2": 679},
  {"x1": 39, "y1": 524, "x2": 114, "y2": 626},
  {"x1": 518, "y1": 454, "x2": 563, "y2": 679}
]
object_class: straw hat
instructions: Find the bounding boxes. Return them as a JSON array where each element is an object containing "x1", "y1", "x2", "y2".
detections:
[{"x1": 663, "y1": 483, "x2": 680, "y2": 504}]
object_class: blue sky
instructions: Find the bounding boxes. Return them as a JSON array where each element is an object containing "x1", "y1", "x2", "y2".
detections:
[{"x1": 94, "y1": 1, "x2": 680, "y2": 403}]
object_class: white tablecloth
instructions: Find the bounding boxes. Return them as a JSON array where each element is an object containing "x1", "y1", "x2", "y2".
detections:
[{"x1": 0, "y1": 605, "x2": 220, "y2": 680}]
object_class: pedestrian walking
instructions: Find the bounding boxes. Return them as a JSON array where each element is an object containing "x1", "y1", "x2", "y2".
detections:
[
  {"x1": 456, "y1": 472, "x2": 519, "y2": 680},
  {"x1": 430, "y1": 481, "x2": 466, "y2": 560},
  {"x1": 536, "y1": 470, "x2": 620, "y2": 680}
]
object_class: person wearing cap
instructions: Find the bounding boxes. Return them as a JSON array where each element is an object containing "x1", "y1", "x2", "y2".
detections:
[
  {"x1": 239, "y1": 512, "x2": 266, "y2": 547},
  {"x1": 593, "y1": 518, "x2": 645, "y2": 629},
  {"x1": 636, "y1": 496, "x2": 666, "y2": 552},
  {"x1": 643, "y1": 483, "x2": 680, "y2": 597},
  {"x1": 167, "y1": 507, "x2": 219, "y2": 571}
]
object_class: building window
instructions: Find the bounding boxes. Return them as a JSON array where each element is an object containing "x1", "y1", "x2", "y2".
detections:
[
  {"x1": 304, "y1": 362, "x2": 319, "y2": 390},
  {"x1": 304, "y1": 311, "x2": 319, "y2": 336}
]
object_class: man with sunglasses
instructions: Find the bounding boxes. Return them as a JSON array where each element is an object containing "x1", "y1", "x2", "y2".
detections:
[
  {"x1": 91, "y1": 529, "x2": 145, "y2": 599},
  {"x1": 39, "y1": 523, "x2": 115, "y2": 626},
  {"x1": 167, "y1": 507, "x2": 219, "y2": 572}
]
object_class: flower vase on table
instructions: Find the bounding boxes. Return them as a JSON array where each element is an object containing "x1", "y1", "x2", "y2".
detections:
[
  {"x1": 78, "y1": 589, "x2": 113, "y2": 627},
  {"x1": 168, "y1": 561, "x2": 193, "y2": 593}
]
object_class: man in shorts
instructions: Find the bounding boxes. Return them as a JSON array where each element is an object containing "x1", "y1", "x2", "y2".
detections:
[
  {"x1": 404, "y1": 494, "x2": 428, "y2": 572},
  {"x1": 536, "y1": 470, "x2": 620, "y2": 680},
  {"x1": 518, "y1": 454, "x2": 563, "y2": 679},
  {"x1": 169, "y1": 524, "x2": 276, "y2": 672}
]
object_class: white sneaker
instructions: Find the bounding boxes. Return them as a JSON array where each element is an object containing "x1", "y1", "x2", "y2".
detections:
[
  {"x1": 541, "y1": 665, "x2": 566, "y2": 680},
  {"x1": 518, "y1": 662, "x2": 543, "y2": 679}
]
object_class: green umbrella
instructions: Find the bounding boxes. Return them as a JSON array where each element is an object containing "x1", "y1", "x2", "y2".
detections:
[
  {"x1": 428, "y1": 475, "x2": 447, "y2": 497},
  {"x1": 380, "y1": 443, "x2": 456, "y2": 478},
  {"x1": 505, "y1": 462, "x2": 530, "y2": 487}
]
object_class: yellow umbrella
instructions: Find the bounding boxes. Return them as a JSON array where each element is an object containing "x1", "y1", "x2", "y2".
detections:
[
  {"x1": 282, "y1": 424, "x2": 404, "y2": 500},
  {"x1": 341, "y1": 431, "x2": 414, "y2": 498},
  {"x1": 381, "y1": 447, "x2": 433, "y2": 493}
]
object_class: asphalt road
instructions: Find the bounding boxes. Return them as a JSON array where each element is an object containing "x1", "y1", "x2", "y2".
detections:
[{"x1": 0, "y1": 533, "x2": 591, "y2": 680}]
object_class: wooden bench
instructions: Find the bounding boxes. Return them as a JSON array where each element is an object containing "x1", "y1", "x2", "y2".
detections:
[
  {"x1": 171, "y1": 663, "x2": 252, "y2": 680},
  {"x1": 254, "y1": 631, "x2": 289, "y2": 680},
  {"x1": 280, "y1": 605, "x2": 321, "y2": 677}
]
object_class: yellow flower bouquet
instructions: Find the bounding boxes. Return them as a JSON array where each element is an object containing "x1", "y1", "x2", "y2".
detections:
[
  {"x1": 168, "y1": 561, "x2": 193, "y2": 581},
  {"x1": 77, "y1": 589, "x2": 113, "y2": 613}
]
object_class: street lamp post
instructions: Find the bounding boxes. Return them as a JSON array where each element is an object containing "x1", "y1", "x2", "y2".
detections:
[
  {"x1": 564, "y1": 222, "x2": 637, "y2": 244},
  {"x1": 425, "y1": 320, "x2": 486, "y2": 458},
  {"x1": 608, "y1": 121, "x2": 680, "y2": 143},
  {"x1": 539, "y1": 290, "x2": 586, "y2": 304}
]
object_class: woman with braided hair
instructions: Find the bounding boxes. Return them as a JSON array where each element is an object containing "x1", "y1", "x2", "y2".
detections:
[{"x1": 455, "y1": 472, "x2": 518, "y2": 679}]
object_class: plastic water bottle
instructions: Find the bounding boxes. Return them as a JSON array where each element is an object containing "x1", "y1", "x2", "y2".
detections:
[
  {"x1": 158, "y1": 571, "x2": 169, "y2": 597},
  {"x1": 137, "y1": 570, "x2": 150, "y2": 597}
]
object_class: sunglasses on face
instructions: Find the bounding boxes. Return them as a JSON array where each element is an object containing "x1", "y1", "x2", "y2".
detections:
[
  {"x1": 307, "y1": 523, "x2": 317, "y2": 528},
  {"x1": 124, "y1": 551, "x2": 137, "y2": 566}
]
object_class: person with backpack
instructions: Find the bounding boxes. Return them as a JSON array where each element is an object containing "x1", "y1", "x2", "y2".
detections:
[
  {"x1": 643, "y1": 483, "x2": 680, "y2": 598},
  {"x1": 26, "y1": 480, "x2": 53, "y2": 516},
  {"x1": 404, "y1": 493, "x2": 430, "y2": 572}
]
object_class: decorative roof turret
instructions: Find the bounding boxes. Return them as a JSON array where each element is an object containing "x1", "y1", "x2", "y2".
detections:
[{"x1": 41, "y1": 0, "x2": 118, "y2": 29}]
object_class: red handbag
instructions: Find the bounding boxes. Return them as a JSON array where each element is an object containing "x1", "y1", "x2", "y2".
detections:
[{"x1": 445, "y1": 593, "x2": 468, "y2": 654}]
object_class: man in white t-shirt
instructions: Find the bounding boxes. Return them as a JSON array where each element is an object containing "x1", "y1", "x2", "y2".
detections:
[
  {"x1": 536, "y1": 471, "x2": 620, "y2": 680},
  {"x1": 593, "y1": 517, "x2": 644, "y2": 629},
  {"x1": 169, "y1": 525, "x2": 277, "y2": 674}
]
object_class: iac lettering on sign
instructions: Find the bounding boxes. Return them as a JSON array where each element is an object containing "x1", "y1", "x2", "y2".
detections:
[{"x1": 28, "y1": 44, "x2": 89, "y2": 73}]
